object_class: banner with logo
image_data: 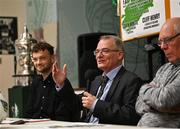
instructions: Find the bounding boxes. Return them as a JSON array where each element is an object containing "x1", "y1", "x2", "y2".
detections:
[{"x1": 120, "y1": 0, "x2": 179, "y2": 41}]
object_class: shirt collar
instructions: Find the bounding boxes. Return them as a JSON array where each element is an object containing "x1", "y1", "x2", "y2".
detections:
[{"x1": 103, "y1": 65, "x2": 122, "y2": 81}]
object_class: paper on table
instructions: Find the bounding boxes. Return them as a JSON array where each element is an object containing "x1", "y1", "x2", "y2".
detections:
[{"x1": 1, "y1": 118, "x2": 50, "y2": 124}]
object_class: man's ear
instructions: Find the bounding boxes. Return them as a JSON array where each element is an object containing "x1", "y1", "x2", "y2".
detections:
[{"x1": 118, "y1": 52, "x2": 124, "y2": 61}]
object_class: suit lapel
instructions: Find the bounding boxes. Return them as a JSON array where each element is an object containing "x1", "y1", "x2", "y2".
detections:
[
  {"x1": 105, "y1": 67, "x2": 126, "y2": 101},
  {"x1": 90, "y1": 75, "x2": 102, "y2": 96}
]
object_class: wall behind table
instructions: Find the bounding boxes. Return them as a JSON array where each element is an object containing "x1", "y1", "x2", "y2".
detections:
[
  {"x1": 57, "y1": 0, "x2": 120, "y2": 88},
  {"x1": 0, "y1": 0, "x2": 26, "y2": 101},
  {"x1": 0, "y1": 0, "x2": 57, "y2": 103}
]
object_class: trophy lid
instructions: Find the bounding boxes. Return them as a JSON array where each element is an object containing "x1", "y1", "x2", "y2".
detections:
[{"x1": 16, "y1": 25, "x2": 33, "y2": 45}]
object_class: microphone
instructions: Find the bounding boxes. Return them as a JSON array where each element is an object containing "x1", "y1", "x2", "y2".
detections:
[{"x1": 84, "y1": 69, "x2": 102, "y2": 92}]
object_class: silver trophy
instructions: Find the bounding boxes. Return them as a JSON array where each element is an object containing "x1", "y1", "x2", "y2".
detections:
[{"x1": 13, "y1": 25, "x2": 37, "y2": 86}]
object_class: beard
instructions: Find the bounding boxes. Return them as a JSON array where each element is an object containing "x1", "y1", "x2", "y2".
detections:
[{"x1": 35, "y1": 64, "x2": 52, "y2": 74}]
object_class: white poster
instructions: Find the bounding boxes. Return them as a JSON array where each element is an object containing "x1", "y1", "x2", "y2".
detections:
[{"x1": 120, "y1": 0, "x2": 166, "y2": 41}]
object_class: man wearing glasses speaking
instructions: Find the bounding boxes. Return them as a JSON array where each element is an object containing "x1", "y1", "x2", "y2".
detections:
[
  {"x1": 53, "y1": 35, "x2": 142, "y2": 125},
  {"x1": 136, "y1": 17, "x2": 180, "y2": 128}
]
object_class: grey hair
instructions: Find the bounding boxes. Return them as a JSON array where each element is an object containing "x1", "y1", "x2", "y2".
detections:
[
  {"x1": 165, "y1": 17, "x2": 180, "y2": 34},
  {"x1": 100, "y1": 35, "x2": 124, "y2": 52},
  {"x1": 174, "y1": 23, "x2": 180, "y2": 34}
]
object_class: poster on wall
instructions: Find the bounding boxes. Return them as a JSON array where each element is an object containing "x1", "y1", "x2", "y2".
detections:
[
  {"x1": 120, "y1": 0, "x2": 166, "y2": 41},
  {"x1": 0, "y1": 17, "x2": 17, "y2": 54}
]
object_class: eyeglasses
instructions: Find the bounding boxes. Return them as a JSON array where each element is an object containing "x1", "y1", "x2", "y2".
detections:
[
  {"x1": 93, "y1": 48, "x2": 120, "y2": 56},
  {"x1": 157, "y1": 33, "x2": 180, "y2": 46}
]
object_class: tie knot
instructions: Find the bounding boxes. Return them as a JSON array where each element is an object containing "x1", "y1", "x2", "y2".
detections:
[
  {"x1": 96, "y1": 75, "x2": 109, "y2": 99},
  {"x1": 102, "y1": 75, "x2": 109, "y2": 84}
]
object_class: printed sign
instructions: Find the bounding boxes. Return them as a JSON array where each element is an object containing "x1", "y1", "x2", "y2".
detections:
[{"x1": 120, "y1": 0, "x2": 166, "y2": 41}]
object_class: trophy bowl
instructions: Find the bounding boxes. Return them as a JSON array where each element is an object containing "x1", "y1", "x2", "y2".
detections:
[{"x1": 13, "y1": 25, "x2": 37, "y2": 86}]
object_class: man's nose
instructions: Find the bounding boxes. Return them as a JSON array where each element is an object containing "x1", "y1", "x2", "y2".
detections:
[
  {"x1": 35, "y1": 59, "x2": 42, "y2": 64},
  {"x1": 96, "y1": 51, "x2": 104, "y2": 57},
  {"x1": 160, "y1": 43, "x2": 168, "y2": 50}
]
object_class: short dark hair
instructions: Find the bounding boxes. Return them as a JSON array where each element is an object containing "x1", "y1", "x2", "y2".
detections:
[{"x1": 32, "y1": 42, "x2": 54, "y2": 55}]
